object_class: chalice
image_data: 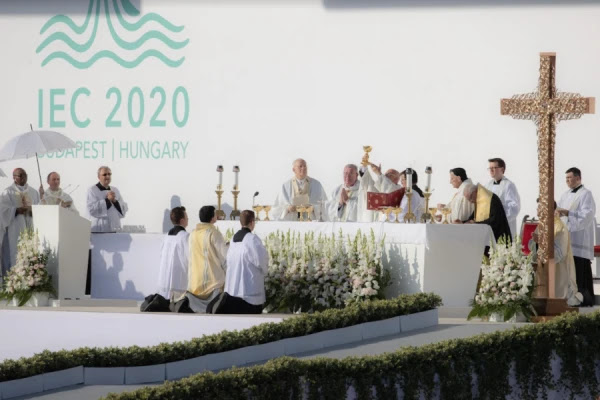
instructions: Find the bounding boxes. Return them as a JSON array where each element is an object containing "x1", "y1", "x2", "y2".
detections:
[
  {"x1": 441, "y1": 207, "x2": 452, "y2": 224},
  {"x1": 263, "y1": 205, "x2": 272, "y2": 221},
  {"x1": 392, "y1": 207, "x2": 403, "y2": 223},
  {"x1": 429, "y1": 207, "x2": 438, "y2": 224},
  {"x1": 362, "y1": 145, "x2": 372, "y2": 167},
  {"x1": 379, "y1": 206, "x2": 393, "y2": 222},
  {"x1": 253, "y1": 205, "x2": 264, "y2": 221}
]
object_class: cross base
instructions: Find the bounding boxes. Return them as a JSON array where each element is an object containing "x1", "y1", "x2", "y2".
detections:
[{"x1": 530, "y1": 298, "x2": 578, "y2": 323}]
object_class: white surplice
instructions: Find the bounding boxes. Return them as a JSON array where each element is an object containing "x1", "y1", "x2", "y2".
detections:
[
  {"x1": 225, "y1": 231, "x2": 269, "y2": 305},
  {"x1": 558, "y1": 185, "x2": 596, "y2": 260},
  {"x1": 272, "y1": 176, "x2": 328, "y2": 221},
  {"x1": 485, "y1": 177, "x2": 521, "y2": 238},
  {"x1": 0, "y1": 184, "x2": 40, "y2": 273},
  {"x1": 86, "y1": 184, "x2": 128, "y2": 232},
  {"x1": 156, "y1": 228, "x2": 189, "y2": 300},
  {"x1": 41, "y1": 188, "x2": 78, "y2": 215},
  {"x1": 448, "y1": 178, "x2": 475, "y2": 222}
]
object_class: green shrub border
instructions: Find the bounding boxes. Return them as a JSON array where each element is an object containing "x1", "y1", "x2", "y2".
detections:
[
  {"x1": 0, "y1": 293, "x2": 441, "y2": 383},
  {"x1": 104, "y1": 311, "x2": 600, "y2": 400}
]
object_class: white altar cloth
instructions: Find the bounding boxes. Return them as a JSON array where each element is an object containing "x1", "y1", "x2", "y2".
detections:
[{"x1": 90, "y1": 222, "x2": 493, "y2": 307}]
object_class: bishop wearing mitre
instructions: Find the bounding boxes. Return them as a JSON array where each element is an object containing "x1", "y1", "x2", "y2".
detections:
[{"x1": 272, "y1": 159, "x2": 328, "y2": 221}]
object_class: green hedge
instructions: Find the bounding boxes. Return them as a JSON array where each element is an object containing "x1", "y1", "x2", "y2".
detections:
[
  {"x1": 0, "y1": 293, "x2": 441, "y2": 383},
  {"x1": 103, "y1": 311, "x2": 600, "y2": 400}
]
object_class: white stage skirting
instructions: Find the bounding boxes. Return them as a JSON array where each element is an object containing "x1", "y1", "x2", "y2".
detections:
[
  {"x1": 91, "y1": 222, "x2": 492, "y2": 307},
  {"x1": 0, "y1": 310, "x2": 282, "y2": 362}
]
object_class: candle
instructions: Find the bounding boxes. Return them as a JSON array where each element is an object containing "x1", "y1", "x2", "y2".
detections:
[
  {"x1": 425, "y1": 165, "x2": 432, "y2": 192},
  {"x1": 406, "y1": 168, "x2": 412, "y2": 192},
  {"x1": 233, "y1": 165, "x2": 240, "y2": 189},
  {"x1": 217, "y1": 165, "x2": 224, "y2": 188}
]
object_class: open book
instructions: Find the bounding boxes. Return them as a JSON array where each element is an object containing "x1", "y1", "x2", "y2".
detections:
[{"x1": 367, "y1": 188, "x2": 405, "y2": 210}]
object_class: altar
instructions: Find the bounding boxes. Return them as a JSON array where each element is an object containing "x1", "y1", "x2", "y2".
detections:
[{"x1": 90, "y1": 222, "x2": 492, "y2": 308}]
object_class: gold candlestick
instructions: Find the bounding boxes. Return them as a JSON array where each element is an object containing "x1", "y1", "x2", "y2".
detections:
[
  {"x1": 403, "y1": 191, "x2": 416, "y2": 223},
  {"x1": 215, "y1": 186, "x2": 226, "y2": 220},
  {"x1": 230, "y1": 187, "x2": 241, "y2": 220},
  {"x1": 420, "y1": 191, "x2": 433, "y2": 223}
]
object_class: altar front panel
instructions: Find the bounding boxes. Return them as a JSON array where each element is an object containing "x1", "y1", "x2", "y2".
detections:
[{"x1": 90, "y1": 222, "x2": 492, "y2": 307}]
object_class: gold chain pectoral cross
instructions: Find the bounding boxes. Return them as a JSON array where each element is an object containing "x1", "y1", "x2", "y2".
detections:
[{"x1": 501, "y1": 52, "x2": 594, "y2": 305}]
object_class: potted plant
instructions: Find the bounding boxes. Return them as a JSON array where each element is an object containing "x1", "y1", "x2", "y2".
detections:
[
  {"x1": 468, "y1": 236, "x2": 535, "y2": 322},
  {"x1": 0, "y1": 229, "x2": 55, "y2": 306}
]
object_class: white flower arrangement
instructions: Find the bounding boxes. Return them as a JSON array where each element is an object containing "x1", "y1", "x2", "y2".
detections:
[
  {"x1": 264, "y1": 229, "x2": 389, "y2": 312},
  {"x1": 468, "y1": 235, "x2": 536, "y2": 321},
  {"x1": 0, "y1": 229, "x2": 54, "y2": 306}
]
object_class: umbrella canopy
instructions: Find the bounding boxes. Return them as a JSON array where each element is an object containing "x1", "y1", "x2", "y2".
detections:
[
  {"x1": 0, "y1": 130, "x2": 77, "y2": 186},
  {"x1": 0, "y1": 130, "x2": 76, "y2": 161}
]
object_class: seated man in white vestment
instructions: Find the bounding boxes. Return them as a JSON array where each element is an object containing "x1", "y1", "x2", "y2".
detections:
[
  {"x1": 0, "y1": 168, "x2": 41, "y2": 274},
  {"x1": 436, "y1": 168, "x2": 474, "y2": 223},
  {"x1": 157, "y1": 206, "x2": 189, "y2": 301},
  {"x1": 272, "y1": 158, "x2": 328, "y2": 221},
  {"x1": 40, "y1": 172, "x2": 78, "y2": 214},
  {"x1": 485, "y1": 158, "x2": 521, "y2": 239},
  {"x1": 398, "y1": 169, "x2": 424, "y2": 222},
  {"x1": 557, "y1": 167, "x2": 596, "y2": 306},
  {"x1": 326, "y1": 164, "x2": 375, "y2": 222},
  {"x1": 86, "y1": 166, "x2": 128, "y2": 232},
  {"x1": 529, "y1": 200, "x2": 582, "y2": 307},
  {"x1": 215, "y1": 210, "x2": 268, "y2": 314}
]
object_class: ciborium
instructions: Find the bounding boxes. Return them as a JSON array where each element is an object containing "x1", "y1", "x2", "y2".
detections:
[{"x1": 429, "y1": 207, "x2": 438, "y2": 224}]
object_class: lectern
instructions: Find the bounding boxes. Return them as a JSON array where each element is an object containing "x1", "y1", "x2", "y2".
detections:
[{"x1": 33, "y1": 205, "x2": 91, "y2": 300}]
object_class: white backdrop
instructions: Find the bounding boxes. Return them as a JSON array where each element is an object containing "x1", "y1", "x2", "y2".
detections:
[{"x1": 1, "y1": 0, "x2": 599, "y2": 233}]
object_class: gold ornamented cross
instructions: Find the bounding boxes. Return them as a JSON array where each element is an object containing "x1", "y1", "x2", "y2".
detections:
[{"x1": 501, "y1": 52, "x2": 594, "y2": 298}]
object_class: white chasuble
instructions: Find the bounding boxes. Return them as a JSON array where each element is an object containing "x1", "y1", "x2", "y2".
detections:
[
  {"x1": 0, "y1": 184, "x2": 40, "y2": 272},
  {"x1": 42, "y1": 188, "x2": 79, "y2": 214},
  {"x1": 157, "y1": 228, "x2": 190, "y2": 300},
  {"x1": 558, "y1": 185, "x2": 596, "y2": 260},
  {"x1": 485, "y1": 177, "x2": 521, "y2": 239},
  {"x1": 86, "y1": 184, "x2": 128, "y2": 232},
  {"x1": 272, "y1": 177, "x2": 328, "y2": 221}
]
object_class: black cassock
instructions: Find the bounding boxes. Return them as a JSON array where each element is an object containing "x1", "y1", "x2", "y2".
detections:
[{"x1": 467, "y1": 193, "x2": 512, "y2": 243}]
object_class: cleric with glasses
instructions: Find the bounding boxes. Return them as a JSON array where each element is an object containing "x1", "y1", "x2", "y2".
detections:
[{"x1": 86, "y1": 166, "x2": 128, "y2": 232}]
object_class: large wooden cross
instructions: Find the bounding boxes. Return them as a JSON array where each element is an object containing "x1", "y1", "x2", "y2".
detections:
[{"x1": 501, "y1": 52, "x2": 595, "y2": 301}]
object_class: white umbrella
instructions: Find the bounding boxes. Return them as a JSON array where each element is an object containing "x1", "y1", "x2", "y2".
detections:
[{"x1": 0, "y1": 128, "x2": 77, "y2": 185}]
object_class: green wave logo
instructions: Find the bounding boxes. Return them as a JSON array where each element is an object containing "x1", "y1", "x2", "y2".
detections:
[{"x1": 37, "y1": 0, "x2": 188, "y2": 69}]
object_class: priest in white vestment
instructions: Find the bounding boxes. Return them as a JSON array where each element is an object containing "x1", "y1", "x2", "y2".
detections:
[
  {"x1": 326, "y1": 164, "x2": 376, "y2": 222},
  {"x1": 437, "y1": 168, "x2": 474, "y2": 223},
  {"x1": 272, "y1": 158, "x2": 328, "y2": 221},
  {"x1": 157, "y1": 206, "x2": 189, "y2": 301},
  {"x1": 216, "y1": 210, "x2": 268, "y2": 314},
  {"x1": 485, "y1": 158, "x2": 520, "y2": 238},
  {"x1": 529, "y1": 205, "x2": 582, "y2": 307},
  {"x1": 363, "y1": 162, "x2": 403, "y2": 222},
  {"x1": 86, "y1": 166, "x2": 128, "y2": 232},
  {"x1": 557, "y1": 167, "x2": 596, "y2": 306},
  {"x1": 0, "y1": 168, "x2": 41, "y2": 274},
  {"x1": 40, "y1": 172, "x2": 78, "y2": 214}
]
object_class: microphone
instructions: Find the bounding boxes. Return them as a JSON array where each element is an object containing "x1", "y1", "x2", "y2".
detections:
[{"x1": 253, "y1": 191, "x2": 259, "y2": 207}]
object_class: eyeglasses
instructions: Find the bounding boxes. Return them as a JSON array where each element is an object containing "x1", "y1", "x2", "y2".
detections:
[
  {"x1": 12, "y1": 174, "x2": 23, "y2": 178},
  {"x1": 102, "y1": 173, "x2": 112, "y2": 176},
  {"x1": 487, "y1": 167, "x2": 500, "y2": 171}
]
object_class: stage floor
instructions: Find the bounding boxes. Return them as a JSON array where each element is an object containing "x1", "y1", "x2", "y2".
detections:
[{"x1": 0, "y1": 307, "x2": 287, "y2": 362}]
